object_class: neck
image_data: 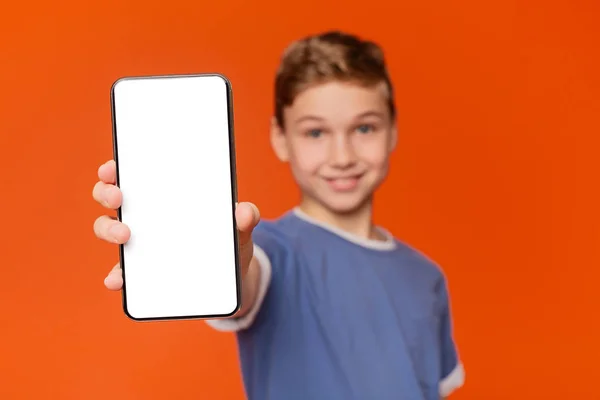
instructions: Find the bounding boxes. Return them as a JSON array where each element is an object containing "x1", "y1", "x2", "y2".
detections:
[{"x1": 298, "y1": 196, "x2": 383, "y2": 240}]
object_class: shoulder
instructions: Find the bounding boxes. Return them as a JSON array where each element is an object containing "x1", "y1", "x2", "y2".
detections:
[
  {"x1": 252, "y1": 211, "x2": 299, "y2": 253},
  {"x1": 253, "y1": 212, "x2": 295, "y2": 239},
  {"x1": 253, "y1": 209, "x2": 329, "y2": 255},
  {"x1": 250, "y1": 210, "x2": 314, "y2": 286},
  {"x1": 387, "y1": 234, "x2": 449, "y2": 288}
]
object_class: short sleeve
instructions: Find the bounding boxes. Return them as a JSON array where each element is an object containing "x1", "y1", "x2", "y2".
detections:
[
  {"x1": 205, "y1": 221, "x2": 288, "y2": 332},
  {"x1": 204, "y1": 244, "x2": 272, "y2": 332},
  {"x1": 438, "y1": 277, "x2": 465, "y2": 398}
]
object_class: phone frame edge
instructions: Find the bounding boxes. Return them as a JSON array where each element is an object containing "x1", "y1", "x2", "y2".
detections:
[{"x1": 109, "y1": 72, "x2": 243, "y2": 323}]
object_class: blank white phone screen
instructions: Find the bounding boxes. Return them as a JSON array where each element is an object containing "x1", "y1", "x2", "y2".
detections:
[{"x1": 111, "y1": 74, "x2": 239, "y2": 321}]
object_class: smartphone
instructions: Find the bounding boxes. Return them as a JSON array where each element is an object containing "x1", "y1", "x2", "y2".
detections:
[{"x1": 110, "y1": 73, "x2": 240, "y2": 321}]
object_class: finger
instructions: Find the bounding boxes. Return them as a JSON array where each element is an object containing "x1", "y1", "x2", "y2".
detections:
[
  {"x1": 92, "y1": 180, "x2": 122, "y2": 209},
  {"x1": 236, "y1": 202, "x2": 260, "y2": 245},
  {"x1": 236, "y1": 202, "x2": 260, "y2": 232},
  {"x1": 104, "y1": 263, "x2": 123, "y2": 291},
  {"x1": 94, "y1": 215, "x2": 130, "y2": 244},
  {"x1": 98, "y1": 160, "x2": 116, "y2": 184}
]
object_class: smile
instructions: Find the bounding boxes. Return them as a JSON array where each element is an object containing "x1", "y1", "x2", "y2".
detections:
[{"x1": 323, "y1": 174, "x2": 364, "y2": 191}]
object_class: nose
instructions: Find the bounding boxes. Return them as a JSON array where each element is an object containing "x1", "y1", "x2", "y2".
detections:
[{"x1": 329, "y1": 134, "x2": 357, "y2": 168}]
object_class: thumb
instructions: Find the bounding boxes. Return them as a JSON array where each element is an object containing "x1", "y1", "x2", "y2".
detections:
[{"x1": 236, "y1": 202, "x2": 260, "y2": 246}]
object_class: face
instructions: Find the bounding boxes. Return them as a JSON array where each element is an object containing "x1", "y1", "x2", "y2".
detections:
[{"x1": 271, "y1": 80, "x2": 397, "y2": 215}]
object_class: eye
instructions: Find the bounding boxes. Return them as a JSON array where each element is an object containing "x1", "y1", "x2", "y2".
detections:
[
  {"x1": 306, "y1": 129, "x2": 323, "y2": 138},
  {"x1": 356, "y1": 124, "x2": 374, "y2": 134}
]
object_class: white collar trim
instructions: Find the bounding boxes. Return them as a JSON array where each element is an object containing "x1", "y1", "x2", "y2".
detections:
[{"x1": 292, "y1": 207, "x2": 397, "y2": 251}]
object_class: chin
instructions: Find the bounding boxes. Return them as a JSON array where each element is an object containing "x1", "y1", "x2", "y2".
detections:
[
  {"x1": 319, "y1": 193, "x2": 372, "y2": 215},
  {"x1": 298, "y1": 175, "x2": 381, "y2": 215}
]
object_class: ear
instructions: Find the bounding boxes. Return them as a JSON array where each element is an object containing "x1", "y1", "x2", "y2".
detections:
[
  {"x1": 389, "y1": 121, "x2": 398, "y2": 152},
  {"x1": 270, "y1": 116, "x2": 290, "y2": 162}
]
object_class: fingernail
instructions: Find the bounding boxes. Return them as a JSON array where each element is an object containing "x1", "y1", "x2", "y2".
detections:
[{"x1": 251, "y1": 203, "x2": 260, "y2": 220}]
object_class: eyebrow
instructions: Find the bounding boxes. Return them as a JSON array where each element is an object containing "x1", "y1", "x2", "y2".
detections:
[
  {"x1": 293, "y1": 115, "x2": 325, "y2": 125},
  {"x1": 354, "y1": 111, "x2": 386, "y2": 120},
  {"x1": 293, "y1": 111, "x2": 386, "y2": 125}
]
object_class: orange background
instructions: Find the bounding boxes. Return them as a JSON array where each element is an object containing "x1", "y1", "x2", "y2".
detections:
[{"x1": 1, "y1": 0, "x2": 599, "y2": 399}]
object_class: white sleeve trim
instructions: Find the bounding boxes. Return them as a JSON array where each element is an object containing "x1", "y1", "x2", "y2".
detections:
[
  {"x1": 439, "y1": 362, "x2": 465, "y2": 397},
  {"x1": 204, "y1": 244, "x2": 272, "y2": 332}
]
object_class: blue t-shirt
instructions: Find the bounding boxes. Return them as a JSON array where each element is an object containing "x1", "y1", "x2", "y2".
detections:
[{"x1": 207, "y1": 208, "x2": 464, "y2": 400}]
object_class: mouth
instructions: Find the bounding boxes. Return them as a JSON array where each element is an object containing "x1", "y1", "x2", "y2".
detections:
[{"x1": 323, "y1": 174, "x2": 364, "y2": 192}]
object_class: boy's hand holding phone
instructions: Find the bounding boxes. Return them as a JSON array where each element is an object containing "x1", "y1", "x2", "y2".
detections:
[{"x1": 92, "y1": 159, "x2": 260, "y2": 293}]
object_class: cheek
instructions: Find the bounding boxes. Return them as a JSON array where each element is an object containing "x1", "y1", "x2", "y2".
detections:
[
  {"x1": 355, "y1": 138, "x2": 391, "y2": 169},
  {"x1": 288, "y1": 139, "x2": 327, "y2": 175}
]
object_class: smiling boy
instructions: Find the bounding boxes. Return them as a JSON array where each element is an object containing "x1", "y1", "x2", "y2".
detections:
[{"x1": 93, "y1": 31, "x2": 465, "y2": 400}]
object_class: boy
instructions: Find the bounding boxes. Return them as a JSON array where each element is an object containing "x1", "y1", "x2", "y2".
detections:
[{"x1": 93, "y1": 31, "x2": 465, "y2": 400}]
